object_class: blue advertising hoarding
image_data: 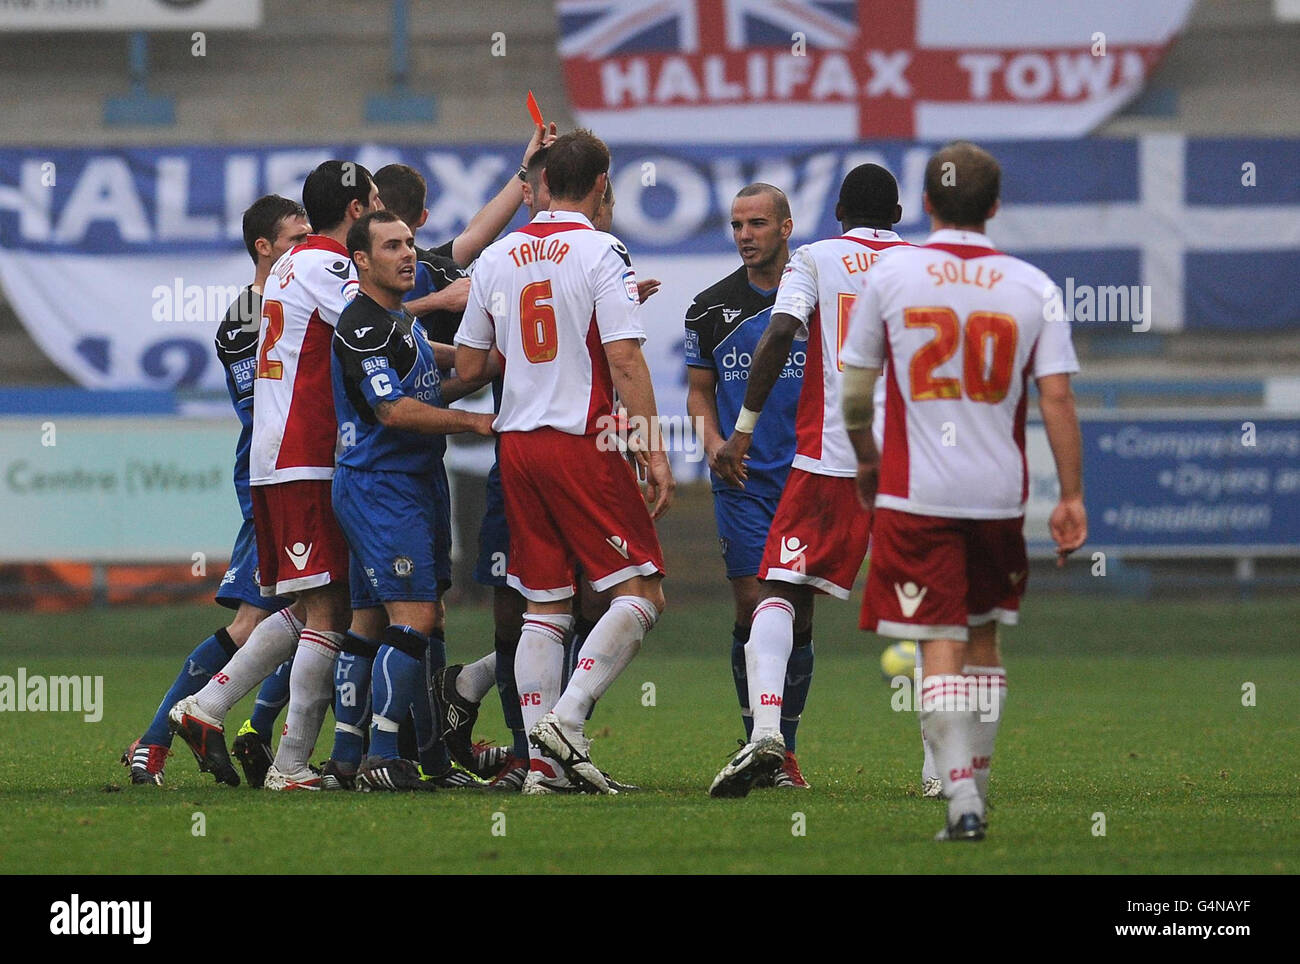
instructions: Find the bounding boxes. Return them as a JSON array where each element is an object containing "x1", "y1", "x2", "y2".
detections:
[{"x1": 1074, "y1": 411, "x2": 1300, "y2": 556}]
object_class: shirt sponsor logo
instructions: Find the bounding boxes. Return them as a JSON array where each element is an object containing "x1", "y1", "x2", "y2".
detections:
[
  {"x1": 719, "y1": 346, "x2": 805, "y2": 382},
  {"x1": 412, "y1": 368, "x2": 440, "y2": 391}
]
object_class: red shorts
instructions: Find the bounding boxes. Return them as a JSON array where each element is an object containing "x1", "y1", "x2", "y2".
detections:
[
  {"x1": 758, "y1": 469, "x2": 872, "y2": 599},
  {"x1": 861, "y1": 507, "x2": 1028, "y2": 640},
  {"x1": 251, "y1": 478, "x2": 349, "y2": 597},
  {"x1": 498, "y1": 428, "x2": 666, "y2": 602}
]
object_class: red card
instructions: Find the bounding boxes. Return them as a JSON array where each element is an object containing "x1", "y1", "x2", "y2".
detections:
[{"x1": 526, "y1": 90, "x2": 544, "y2": 127}]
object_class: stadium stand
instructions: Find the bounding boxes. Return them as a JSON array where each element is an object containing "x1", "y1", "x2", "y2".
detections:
[{"x1": 0, "y1": 0, "x2": 1296, "y2": 605}]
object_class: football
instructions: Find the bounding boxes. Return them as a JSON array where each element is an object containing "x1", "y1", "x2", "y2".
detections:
[{"x1": 880, "y1": 640, "x2": 918, "y2": 682}]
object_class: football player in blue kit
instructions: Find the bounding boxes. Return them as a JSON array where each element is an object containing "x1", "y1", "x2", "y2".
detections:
[
  {"x1": 121, "y1": 196, "x2": 309, "y2": 788},
  {"x1": 320, "y1": 160, "x2": 542, "y2": 787},
  {"x1": 330, "y1": 210, "x2": 496, "y2": 791},
  {"x1": 685, "y1": 183, "x2": 812, "y2": 788}
]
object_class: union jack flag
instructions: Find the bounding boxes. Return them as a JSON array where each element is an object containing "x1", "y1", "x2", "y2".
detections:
[
  {"x1": 555, "y1": 0, "x2": 1195, "y2": 142},
  {"x1": 557, "y1": 0, "x2": 857, "y2": 57}
]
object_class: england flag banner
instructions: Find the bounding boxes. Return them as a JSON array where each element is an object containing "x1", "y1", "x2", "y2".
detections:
[
  {"x1": 0, "y1": 138, "x2": 1296, "y2": 399},
  {"x1": 557, "y1": 0, "x2": 1196, "y2": 142}
]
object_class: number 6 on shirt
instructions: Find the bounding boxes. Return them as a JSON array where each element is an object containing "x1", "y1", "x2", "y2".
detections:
[{"x1": 520, "y1": 280, "x2": 558, "y2": 363}]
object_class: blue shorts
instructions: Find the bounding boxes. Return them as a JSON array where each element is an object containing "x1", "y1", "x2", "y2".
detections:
[
  {"x1": 473, "y1": 460, "x2": 510, "y2": 588},
  {"x1": 712, "y1": 487, "x2": 781, "y2": 579},
  {"x1": 333, "y1": 464, "x2": 452, "y2": 610},
  {"x1": 217, "y1": 518, "x2": 293, "y2": 611}
]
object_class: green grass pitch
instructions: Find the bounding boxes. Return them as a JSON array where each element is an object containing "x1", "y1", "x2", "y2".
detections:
[{"x1": 0, "y1": 594, "x2": 1295, "y2": 874}]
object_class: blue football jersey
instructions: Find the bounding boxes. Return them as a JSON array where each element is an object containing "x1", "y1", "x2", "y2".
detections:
[
  {"x1": 685, "y1": 266, "x2": 803, "y2": 500},
  {"x1": 409, "y1": 244, "x2": 468, "y2": 347},
  {"x1": 214, "y1": 286, "x2": 262, "y2": 520},
  {"x1": 332, "y1": 291, "x2": 446, "y2": 475}
]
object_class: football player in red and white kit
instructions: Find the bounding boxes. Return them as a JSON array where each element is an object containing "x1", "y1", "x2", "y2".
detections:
[
  {"x1": 708, "y1": 164, "x2": 908, "y2": 797},
  {"x1": 455, "y1": 129, "x2": 672, "y2": 795},
  {"x1": 841, "y1": 142, "x2": 1086, "y2": 841},
  {"x1": 171, "y1": 161, "x2": 381, "y2": 791}
]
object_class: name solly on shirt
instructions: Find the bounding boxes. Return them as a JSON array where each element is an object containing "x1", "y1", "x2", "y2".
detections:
[{"x1": 925, "y1": 261, "x2": 1004, "y2": 291}]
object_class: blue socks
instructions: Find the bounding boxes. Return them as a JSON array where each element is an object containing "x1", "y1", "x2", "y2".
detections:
[
  {"x1": 331, "y1": 636, "x2": 375, "y2": 767},
  {"x1": 369, "y1": 626, "x2": 427, "y2": 761},
  {"x1": 414, "y1": 628, "x2": 451, "y2": 774},
  {"x1": 781, "y1": 629, "x2": 815, "y2": 752},
  {"x1": 494, "y1": 632, "x2": 528, "y2": 759},
  {"x1": 249, "y1": 658, "x2": 292, "y2": 740},
  {"x1": 730, "y1": 623, "x2": 754, "y2": 742},
  {"x1": 140, "y1": 628, "x2": 237, "y2": 746}
]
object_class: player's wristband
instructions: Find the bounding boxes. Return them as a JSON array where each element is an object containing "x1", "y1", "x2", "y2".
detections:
[
  {"x1": 516, "y1": 165, "x2": 528, "y2": 183},
  {"x1": 734, "y1": 406, "x2": 761, "y2": 434}
]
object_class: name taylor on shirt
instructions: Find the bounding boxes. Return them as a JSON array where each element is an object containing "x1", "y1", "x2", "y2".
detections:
[{"x1": 508, "y1": 238, "x2": 572, "y2": 268}]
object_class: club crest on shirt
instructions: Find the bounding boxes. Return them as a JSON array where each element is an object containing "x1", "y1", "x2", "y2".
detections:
[{"x1": 392, "y1": 556, "x2": 414, "y2": 577}]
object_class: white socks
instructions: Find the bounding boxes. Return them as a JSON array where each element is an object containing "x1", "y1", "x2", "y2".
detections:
[
  {"x1": 456, "y1": 650, "x2": 499, "y2": 702},
  {"x1": 553, "y1": 596, "x2": 658, "y2": 729},
  {"x1": 917, "y1": 643, "x2": 938, "y2": 785},
  {"x1": 195, "y1": 607, "x2": 303, "y2": 721},
  {"x1": 273, "y1": 629, "x2": 341, "y2": 773},
  {"x1": 746, "y1": 598, "x2": 794, "y2": 741},
  {"x1": 919, "y1": 673, "x2": 984, "y2": 824},
  {"x1": 514, "y1": 614, "x2": 572, "y2": 769},
  {"x1": 964, "y1": 664, "x2": 1006, "y2": 802}
]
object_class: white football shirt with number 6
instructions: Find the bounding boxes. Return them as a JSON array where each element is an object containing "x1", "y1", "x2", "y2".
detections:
[{"x1": 456, "y1": 210, "x2": 644, "y2": 436}]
